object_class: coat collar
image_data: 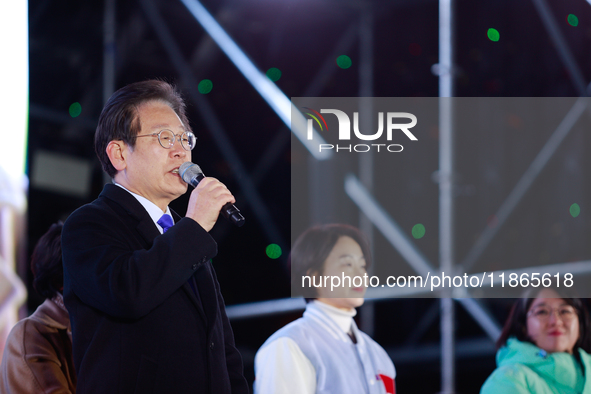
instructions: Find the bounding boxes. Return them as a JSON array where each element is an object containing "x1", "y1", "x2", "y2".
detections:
[
  {"x1": 304, "y1": 301, "x2": 363, "y2": 346},
  {"x1": 99, "y1": 184, "x2": 178, "y2": 244},
  {"x1": 499, "y1": 338, "x2": 589, "y2": 392},
  {"x1": 29, "y1": 297, "x2": 71, "y2": 332},
  {"x1": 98, "y1": 184, "x2": 209, "y2": 323}
]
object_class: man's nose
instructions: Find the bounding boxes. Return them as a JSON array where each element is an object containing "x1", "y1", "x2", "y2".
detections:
[{"x1": 170, "y1": 137, "x2": 187, "y2": 155}]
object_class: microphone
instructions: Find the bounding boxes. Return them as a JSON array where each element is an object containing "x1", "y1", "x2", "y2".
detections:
[{"x1": 179, "y1": 162, "x2": 245, "y2": 227}]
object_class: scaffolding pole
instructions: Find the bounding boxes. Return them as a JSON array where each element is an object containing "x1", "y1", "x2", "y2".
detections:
[
  {"x1": 103, "y1": 0, "x2": 116, "y2": 104},
  {"x1": 439, "y1": 0, "x2": 455, "y2": 392},
  {"x1": 103, "y1": 0, "x2": 116, "y2": 185},
  {"x1": 358, "y1": 4, "x2": 375, "y2": 337},
  {"x1": 139, "y1": 0, "x2": 287, "y2": 251}
]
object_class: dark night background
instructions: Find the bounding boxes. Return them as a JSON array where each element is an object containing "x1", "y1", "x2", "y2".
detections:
[{"x1": 26, "y1": 0, "x2": 591, "y2": 392}]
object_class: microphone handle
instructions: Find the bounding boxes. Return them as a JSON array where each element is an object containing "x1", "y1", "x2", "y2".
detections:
[
  {"x1": 221, "y1": 202, "x2": 245, "y2": 227},
  {"x1": 188, "y1": 172, "x2": 245, "y2": 227}
]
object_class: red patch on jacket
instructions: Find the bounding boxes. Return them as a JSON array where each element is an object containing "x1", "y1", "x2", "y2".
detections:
[{"x1": 377, "y1": 374, "x2": 395, "y2": 394}]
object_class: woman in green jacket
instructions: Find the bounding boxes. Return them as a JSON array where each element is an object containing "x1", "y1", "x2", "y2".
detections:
[{"x1": 481, "y1": 288, "x2": 591, "y2": 394}]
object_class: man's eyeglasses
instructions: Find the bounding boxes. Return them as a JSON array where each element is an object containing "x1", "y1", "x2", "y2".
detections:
[
  {"x1": 527, "y1": 305, "x2": 577, "y2": 322},
  {"x1": 136, "y1": 129, "x2": 196, "y2": 151}
]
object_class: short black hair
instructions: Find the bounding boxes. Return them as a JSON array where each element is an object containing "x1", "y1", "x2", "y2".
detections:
[
  {"x1": 94, "y1": 80, "x2": 192, "y2": 178},
  {"x1": 289, "y1": 224, "x2": 371, "y2": 299},
  {"x1": 31, "y1": 222, "x2": 64, "y2": 299}
]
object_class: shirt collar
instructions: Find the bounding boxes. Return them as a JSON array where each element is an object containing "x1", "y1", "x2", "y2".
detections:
[
  {"x1": 114, "y1": 182, "x2": 173, "y2": 233},
  {"x1": 311, "y1": 300, "x2": 356, "y2": 334}
]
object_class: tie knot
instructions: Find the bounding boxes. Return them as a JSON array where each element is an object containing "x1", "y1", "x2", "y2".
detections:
[{"x1": 157, "y1": 214, "x2": 174, "y2": 233}]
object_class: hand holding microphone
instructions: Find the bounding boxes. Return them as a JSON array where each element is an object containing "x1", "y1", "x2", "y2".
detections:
[{"x1": 180, "y1": 162, "x2": 245, "y2": 229}]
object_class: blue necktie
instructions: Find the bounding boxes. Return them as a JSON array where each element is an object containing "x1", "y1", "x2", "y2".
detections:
[{"x1": 157, "y1": 214, "x2": 174, "y2": 233}]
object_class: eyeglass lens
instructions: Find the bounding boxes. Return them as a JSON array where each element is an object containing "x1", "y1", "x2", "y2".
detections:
[
  {"x1": 158, "y1": 130, "x2": 196, "y2": 151},
  {"x1": 530, "y1": 306, "x2": 575, "y2": 320}
]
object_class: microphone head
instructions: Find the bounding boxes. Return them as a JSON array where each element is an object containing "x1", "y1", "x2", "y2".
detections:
[{"x1": 179, "y1": 162, "x2": 203, "y2": 184}]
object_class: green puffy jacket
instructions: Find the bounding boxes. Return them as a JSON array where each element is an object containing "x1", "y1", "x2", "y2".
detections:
[{"x1": 481, "y1": 338, "x2": 591, "y2": 394}]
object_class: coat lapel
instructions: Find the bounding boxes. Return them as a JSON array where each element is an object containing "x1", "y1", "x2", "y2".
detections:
[
  {"x1": 135, "y1": 214, "x2": 160, "y2": 245},
  {"x1": 100, "y1": 184, "x2": 208, "y2": 324},
  {"x1": 194, "y1": 262, "x2": 219, "y2": 335},
  {"x1": 180, "y1": 275, "x2": 206, "y2": 325}
]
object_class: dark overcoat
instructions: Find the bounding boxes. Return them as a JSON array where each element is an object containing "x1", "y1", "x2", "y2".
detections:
[{"x1": 62, "y1": 184, "x2": 248, "y2": 394}]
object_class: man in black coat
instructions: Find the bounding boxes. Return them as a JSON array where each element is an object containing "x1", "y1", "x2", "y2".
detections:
[{"x1": 62, "y1": 80, "x2": 249, "y2": 393}]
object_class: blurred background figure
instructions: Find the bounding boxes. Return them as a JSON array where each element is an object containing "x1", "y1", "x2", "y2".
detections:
[
  {"x1": 0, "y1": 165, "x2": 27, "y2": 359},
  {"x1": 481, "y1": 288, "x2": 591, "y2": 394},
  {"x1": 254, "y1": 224, "x2": 395, "y2": 394},
  {"x1": 0, "y1": 222, "x2": 76, "y2": 393}
]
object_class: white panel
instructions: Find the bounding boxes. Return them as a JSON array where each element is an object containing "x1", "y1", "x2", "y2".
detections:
[
  {"x1": 0, "y1": 2, "x2": 28, "y2": 182},
  {"x1": 32, "y1": 151, "x2": 92, "y2": 198}
]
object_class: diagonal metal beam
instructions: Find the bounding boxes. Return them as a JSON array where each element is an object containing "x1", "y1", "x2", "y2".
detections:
[
  {"x1": 178, "y1": 0, "x2": 331, "y2": 160},
  {"x1": 475, "y1": 260, "x2": 591, "y2": 287},
  {"x1": 461, "y1": 97, "x2": 589, "y2": 273},
  {"x1": 365, "y1": 260, "x2": 591, "y2": 298},
  {"x1": 139, "y1": 0, "x2": 286, "y2": 251},
  {"x1": 458, "y1": 0, "x2": 591, "y2": 345},
  {"x1": 226, "y1": 260, "x2": 591, "y2": 334},
  {"x1": 345, "y1": 174, "x2": 434, "y2": 277},
  {"x1": 531, "y1": 0, "x2": 588, "y2": 96},
  {"x1": 204, "y1": 13, "x2": 359, "y2": 249},
  {"x1": 214, "y1": 22, "x2": 359, "y2": 248},
  {"x1": 345, "y1": 174, "x2": 501, "y2": 342},
  {"x1": 455, "y1": 298, "x2": 501, "y2": 341},
  {"x1": 248, "y1": 23, "x2": 359, "y2": 187},
  {"x1": 402, "y1": 301, "x2": 439, "y2": 347}
]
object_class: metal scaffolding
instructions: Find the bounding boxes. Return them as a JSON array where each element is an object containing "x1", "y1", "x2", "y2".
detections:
[
  {"x1": 29, "y1": 0, "x2": 591, "y2": 391},
  {"x1": 221, "y1": 0, "x2": 591, "y2": 391}
]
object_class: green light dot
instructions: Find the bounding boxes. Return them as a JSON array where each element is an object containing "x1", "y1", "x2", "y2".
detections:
[
  {"x1": 69, "y1": 102, "x2": 82, "y2": 118},
  {"x1": 412, "y1": 224, "x2": 426, "y2": 239},
  {"x1": 336, "y1": 55, "x2": 352, "y2": 69},
  {"x1": 487, "y1": 28, "x2": 500, "y2": 42},
  {"x1": 567, "y1": 14, "x2": 579, "y2": 27},
  {"x1": 266, "y1": 243, "x2": 282, "y2": 259},
  {"x1": 570, "y1": 203, "x2": 581, "y2": 218},
  {"x1": 198, "y1": 79, "x2": 213, "y2": 94},
  {"x1": 266, "y1": 67, "x2": 282, "y2": 82}
]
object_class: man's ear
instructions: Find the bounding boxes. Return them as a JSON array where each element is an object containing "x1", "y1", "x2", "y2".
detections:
[{"x1": 106, "y1": 140, "x2": 128, "y2": 172}]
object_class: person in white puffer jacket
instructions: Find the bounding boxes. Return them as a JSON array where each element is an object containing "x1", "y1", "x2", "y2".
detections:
[{"x1": 255, "y1": 224, "x2": 396, "y2": 394}]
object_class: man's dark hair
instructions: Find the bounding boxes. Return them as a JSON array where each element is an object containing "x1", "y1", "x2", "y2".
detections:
[
  {"x1": 31, "y1": 222, "x2": 64, "y2": 299},
  {"x1": 497, "y1": 287, "x2": 591, "y2": 355},
  {"x1": 94, "y1": 80, "x2": 192, "y2": 178},
  {"x1": 289, "y1": 223, "x2": 371, "y2": 299}
]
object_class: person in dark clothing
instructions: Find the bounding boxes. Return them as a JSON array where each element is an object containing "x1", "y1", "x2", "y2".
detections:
[{"x1": 62, "y1": 80, "x2": 248, "y2": 393}]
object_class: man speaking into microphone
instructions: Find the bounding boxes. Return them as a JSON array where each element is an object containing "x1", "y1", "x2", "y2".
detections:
[{"x1": 61, "y1": 80, "x2": 249, "y2": 393}]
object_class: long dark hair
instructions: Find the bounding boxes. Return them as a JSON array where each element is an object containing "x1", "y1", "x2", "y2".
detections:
[{"x1": 497, "y1": 288, "x2": 591, "y2": 355}]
